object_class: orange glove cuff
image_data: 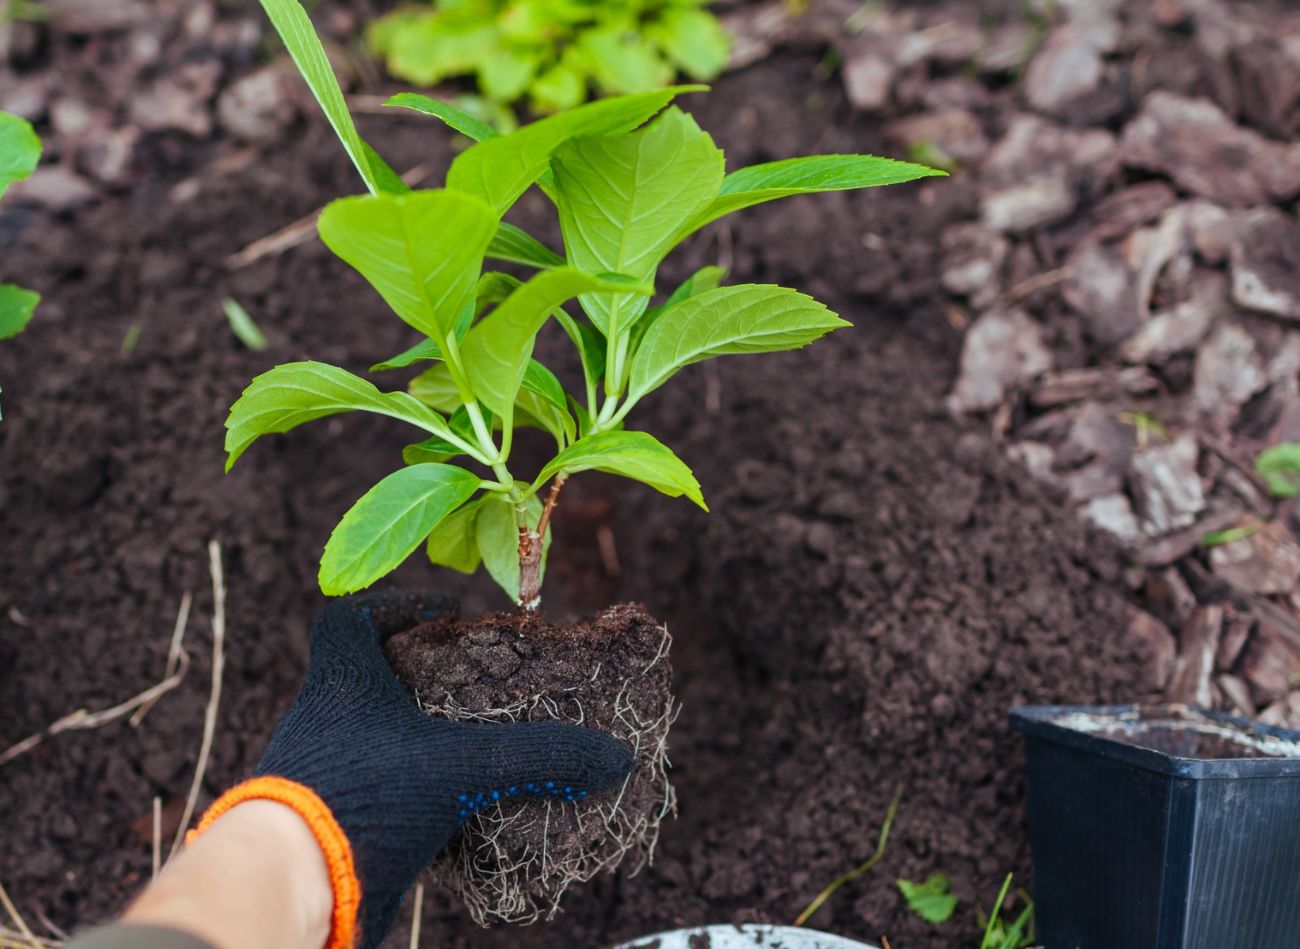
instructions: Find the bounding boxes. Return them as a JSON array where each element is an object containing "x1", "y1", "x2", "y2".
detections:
[{"x1": 187, "y1": 776, "x2": 360, "y2": 949}]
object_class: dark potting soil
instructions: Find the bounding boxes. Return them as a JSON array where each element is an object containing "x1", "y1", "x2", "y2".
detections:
[
  {"x1": 0, "y1": 14, "x2": 1156, "y2": 949},
  {"x1": 384, "y1": 605, "x2": 675, "y2": 926}
]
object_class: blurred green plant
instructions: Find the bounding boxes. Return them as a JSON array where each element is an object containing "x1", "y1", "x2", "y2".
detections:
[
  {"x1": 897, "y1": 873, "x2": 959, "y2": 924},
  {"x1": 366, "y1": 0, "x2": 731, "y2": 126},
  {"x1": 0, "y1": 109, "x2": 43, "y2": 419},
  {"x1": 1256, "y1": 443, "x2": 1300, "y2": 498}
]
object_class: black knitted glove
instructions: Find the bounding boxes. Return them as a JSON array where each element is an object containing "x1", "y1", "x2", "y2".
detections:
[{"x1": 205, "y1": 592, "x2": 634, "y2": 949}]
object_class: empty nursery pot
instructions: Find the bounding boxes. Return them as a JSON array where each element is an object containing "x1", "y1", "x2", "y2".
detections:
[{"x1": 1011, "y1": 704, "x2": 1300, "y2": 949}]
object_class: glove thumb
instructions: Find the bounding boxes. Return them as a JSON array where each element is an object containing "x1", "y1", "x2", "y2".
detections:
[{"x1": 434, "y1": 719, "x2": 636, "y2": 814}]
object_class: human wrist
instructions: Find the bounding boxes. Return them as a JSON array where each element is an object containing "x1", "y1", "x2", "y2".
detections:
[{"x1": 128, "y1": 799, "x2": 333, "y2": 949}]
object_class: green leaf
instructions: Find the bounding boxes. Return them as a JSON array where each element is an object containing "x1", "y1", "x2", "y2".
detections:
[
  {"x1": 402, "y1": 405, "x2": 485, "y2": 464},
  {"x1": 372, "y1": 271, "x2": 535, "y2": 371},
  {"x1": 476, "y1": 494, "x2": 550, "y2": 602},
  {"x1": 577, "y1": 24, "x2": 674, "y2": 94},
  {"x1": 408, "y1": 363, "x2": 461, "y2": 413},
  {"x1": 319, "y1": 463, "x2": 480, "y2": 594},
  {"x1": 425, "y1": 496, "x2": 487, "y2": 573},
  {"x1": 630, "y1": 264, "x2": 727, "y2": 351},
  {"x1": 628, "y1": 285, "x2": 848, "y2": 405},
  {"x1": 403, "y1": 436, "x2": 456, "y2": 466},
  {"x1": 1256, "y1": 443, "x2": 1300, "y2": 498},
  {"x1": 553, "y1": 107, "x2": 723, "y2": 338},
  {"x1": 898, "y1": 874, "x2": 958, "y2": 925},
  {"x1": 361, "y1": 142, "x2": 411, "y2": 195},
  {"x1": 222, "y1": 298, "x2": 268, "y2": 352},
  {"x1": 385, "y1": 92, "x2": 500, "y2": 143},
  {"x1": 370, "y1": 13, "x2": 497, "y2": 86},
  {"x1": 0, "y1": 111, "x2": 41, "y2": 201},
  {"x1": 317, "y1": 189, "x2": 499, "y2": 340},
  {"x1": 257, "y1": 0, "x2": 395, "y2": 195},
  {"x1": 372, "y1": 337, "x2": 443, "y2": 372},
  {"x1": 681, "y1": 154, "x2": 946, "y2": 239},
  {"x1": 478, "y1": 46, "x2": 542, "y2": 102},
  {"x1": 474, "y1": 271, "x2": 524, "y2": 312},
  {"x1": 566, "y1": 316, "x2": 607, "y2": 387},
  {"x1": 0, "y1": 284, "x2": 40, "y2": 340},
  {"x1": 518, "y1": 359, "x2": 576, "y2": 446},
  {"x1": 446, "y1": 85, "x2": 703, "y2": 214},
  {"x1": 372, "y1": 270, "x2": 534, "y2": 371},
  {"x1": 225, "y1": 361, "x2": 458, "y2": 470},
  {"x1": 532, "y1": 430, "x2": 705, "y2": 509},
  {"x1": 530, "y1": 57, "x2": 588, "y2": 113},
  {"x1": 460, "y1": 267, "x2": 651, "y2": 426},
  {"x1": 486, "y1": 221, "x2": 565, "y2": 269},
  {"x1": 665, "y1": 265, "x2": 728, "y2": 308},
  {"x1": 646, "y1": 7, "x2": 731, "y2": 81}
]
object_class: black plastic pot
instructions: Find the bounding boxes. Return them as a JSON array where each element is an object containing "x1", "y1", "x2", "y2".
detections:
[{"x1": 1010, "y1": 704, "x2": 1300, "y2": 949}]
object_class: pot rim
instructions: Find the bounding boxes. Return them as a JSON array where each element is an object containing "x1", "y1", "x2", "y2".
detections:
[{"x1": 1010, "y1": 703, "x2": 1300, "y2": 778}]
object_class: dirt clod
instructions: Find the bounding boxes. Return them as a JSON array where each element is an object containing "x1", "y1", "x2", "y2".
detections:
[{"x1": 385, "y1": 605, "x2": 675, "y2": 926}]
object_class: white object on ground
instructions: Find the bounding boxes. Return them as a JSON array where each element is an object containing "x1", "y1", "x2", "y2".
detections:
[{"x1": 616, "y1": 924, "x2": 881, "y2": 949}]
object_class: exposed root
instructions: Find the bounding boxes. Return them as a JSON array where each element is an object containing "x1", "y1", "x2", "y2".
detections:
[{"x1": 419, "y1": 622, "x2": 677, "y2": 926}]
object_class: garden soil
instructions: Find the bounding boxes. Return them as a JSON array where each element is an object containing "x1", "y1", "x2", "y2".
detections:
[{"x1": 0, "y1": 16, "x2": 1153, "y2": 949}]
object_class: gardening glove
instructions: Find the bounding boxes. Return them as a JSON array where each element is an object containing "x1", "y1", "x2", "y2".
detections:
[{"x1": 187, "y1": 592, "x2": 636, "y2": 949}]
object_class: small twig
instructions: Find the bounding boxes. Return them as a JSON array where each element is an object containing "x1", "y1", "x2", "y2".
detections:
[
  {"x1": 535, "y1": 475, "x2": 568, "y2": 539},
  {"x1": 997, "y1": 266, "x2": 1069, "y2": 307},
  {"x1": 151, "y1": 796, "x2": 162, "y2": 881},
  {"x1": 792, "y1": 788, "x2": 902, "y2": 927},
  {"x1": 0, "y1": 643, "x2": 191, "y2": 768},
  {"x1": 0, "y1": 882, "x2": 40, "y2": 949},
  {"x1": 132, "y1": 592, "x2": 193, "y2": 727},
  {"x1": 225, "y1": 164, "x2": 434, "y2": 269},
  {"x1": 0, "y1": 930, "x2": 55, "y2": 949},
  {"x1": 169, "y1": 540, "x2": 227, "y2": 861},
  {"x1": 31, "y1": 910, "x2": 64, "y2": 943},
  {"x1": 408, "y1": 882, "x2": 424, "y2": 949}
]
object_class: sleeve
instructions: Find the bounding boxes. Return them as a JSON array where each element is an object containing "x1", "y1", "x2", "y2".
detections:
[{"x1": 64, "y1": 924, "x2": 218, "y2": 949}]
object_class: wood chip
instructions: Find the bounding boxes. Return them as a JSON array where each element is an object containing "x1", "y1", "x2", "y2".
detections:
[{"x1": 1167, "y1": 604, "x2": 1223, "y2": 706}]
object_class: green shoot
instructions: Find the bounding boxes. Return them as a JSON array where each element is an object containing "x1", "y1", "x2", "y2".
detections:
[
  {"x1": 120, "y1": 322, "x2": 143, "y2": 356},
  {"x1": 1201, "y1": 520, "x2": 1264, "y2": 548},
  {"x1": 229, "y1": 0, "x2": 944, "y2": 608},
  {"x1": 977, "y1": 873, "x2": 1036, "y2": 949},
  {"x1": 0, "y1": 109, "x2": 43, "y2": 420},
  {"x1": 792, "y1": 789, "x2": 902, "y2": 927},
  {"x1": 1119, "y1": 410, "x2": 1168, "y2": 450},
  {"x1": 1256, "y1": 443, "x2": 1300, "y2": 498},
  {"x1": 223, "y1": 298, "x2": 269, "y2": 352},
  {"x1": 367, "y1": 0, "x2": 732, "y2": 126},
  {"x1": 897, "y1": 873, "x2": 958, "y2": 924}
]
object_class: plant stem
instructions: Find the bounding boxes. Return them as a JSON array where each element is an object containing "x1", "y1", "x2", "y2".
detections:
[
  {"x1": 792, "y1": 788, "x2": 902, "y2": 927},
  {"x1": 517, "y1": 475, "x2": 567, "y2": 611},
  {"x1": 594, "y1": 392, "x2": 621, "y2": 429}
]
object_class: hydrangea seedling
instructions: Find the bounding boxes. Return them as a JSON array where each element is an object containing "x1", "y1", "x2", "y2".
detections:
[{"x1": 227, "y1": 0, "x2": 944, "y2": 608}]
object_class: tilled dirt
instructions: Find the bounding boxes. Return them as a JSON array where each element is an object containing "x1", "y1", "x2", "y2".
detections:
[{"x1": 0, "y1": 4, "x2": 1157, "y2": 947}]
